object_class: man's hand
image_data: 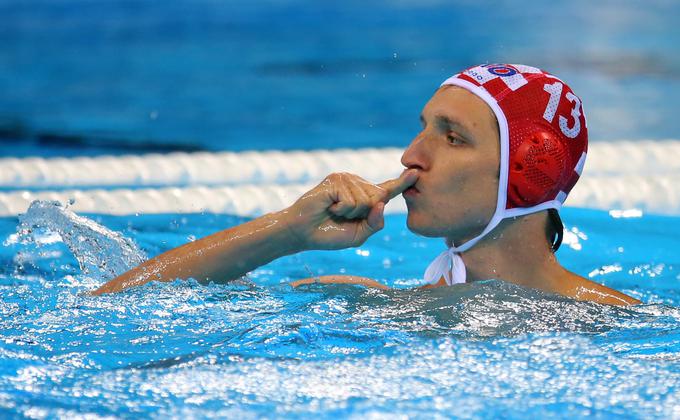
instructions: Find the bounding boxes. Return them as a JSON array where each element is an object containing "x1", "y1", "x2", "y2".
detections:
[{"x1": 281, "y1": 170, "x2": 418, "y2": 250}]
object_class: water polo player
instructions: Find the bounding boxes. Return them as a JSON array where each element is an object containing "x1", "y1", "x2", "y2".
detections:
[{"x1": 93, "y1": 63, "x2": 639, "y2": 305}]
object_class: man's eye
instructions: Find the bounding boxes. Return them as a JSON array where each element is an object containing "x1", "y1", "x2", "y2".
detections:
[{"x1": 447, "y1": 135, "x2": 463, "y2": 145}]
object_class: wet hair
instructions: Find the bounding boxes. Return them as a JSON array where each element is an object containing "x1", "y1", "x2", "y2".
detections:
[{"x1": 547, "y1": 208, "x2": 564, "y2": 252}]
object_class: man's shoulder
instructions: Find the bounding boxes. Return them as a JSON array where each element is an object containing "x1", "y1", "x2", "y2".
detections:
[{"x1": 561, "y1": 271, "x2": 640, "y2": 306}]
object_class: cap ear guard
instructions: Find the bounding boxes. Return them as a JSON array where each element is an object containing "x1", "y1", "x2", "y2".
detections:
[{"x1": 508, "y1": 128, "x2": 568, "y2": 207}]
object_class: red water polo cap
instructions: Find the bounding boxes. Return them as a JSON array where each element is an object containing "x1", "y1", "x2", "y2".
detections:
[{"x1": 440, "y1": 63, "x2": 588, "y2": 252}]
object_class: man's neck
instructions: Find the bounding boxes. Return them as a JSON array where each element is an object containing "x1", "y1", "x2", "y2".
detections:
[{"x1": 451, "y1": 214, "x2": 566, "y2": 294}]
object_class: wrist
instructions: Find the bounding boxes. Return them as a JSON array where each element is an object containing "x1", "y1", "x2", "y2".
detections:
[{"x1": 270, "y1": 209, "x2": 309, "y2": 253}]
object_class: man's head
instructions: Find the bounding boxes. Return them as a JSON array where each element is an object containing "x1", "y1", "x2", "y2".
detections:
[{"x1": 401, "y1": 64, "x2": 588, "y2": 252}]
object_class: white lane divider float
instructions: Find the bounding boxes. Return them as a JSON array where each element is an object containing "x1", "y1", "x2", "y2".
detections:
[
  {"x1": 0, "y1": 140, "x2": 679, "y2": 217},
  {"x1": 0, "y1": 148, "x2": 405, "y2": 188}
]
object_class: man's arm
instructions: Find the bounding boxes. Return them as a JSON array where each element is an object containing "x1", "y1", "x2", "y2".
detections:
[
  {"x1": 92, "y1": 170, "x2": 418, "y2": 295},
  {"x1": 92, "y1": 210, "x2": 299, "y2": 295}
]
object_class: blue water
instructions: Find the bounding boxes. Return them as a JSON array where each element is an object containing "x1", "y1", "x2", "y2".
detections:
[
  {"x1": 1, "y1": 0, "x2": 679, "y2": 156},
  {"x1": 1, "y1": 207, "x2": 679, "y2": 418}
]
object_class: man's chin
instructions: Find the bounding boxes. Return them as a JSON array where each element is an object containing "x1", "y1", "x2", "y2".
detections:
[{"x1": 405, "y1": 214, "x2": 440, "y2": 238}]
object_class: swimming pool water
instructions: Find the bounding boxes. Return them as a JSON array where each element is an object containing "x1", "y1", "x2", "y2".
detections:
[
  {"x1": 1, "y1": 208, "x2": 679, "y2": 418},
  {"x1": 1, "y1": 0, "x2": 679, "y2": 417}
]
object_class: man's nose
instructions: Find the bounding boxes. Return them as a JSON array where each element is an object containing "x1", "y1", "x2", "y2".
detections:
[{"x1": 401, "y1": 131, "x2": 429, "y2": 170}]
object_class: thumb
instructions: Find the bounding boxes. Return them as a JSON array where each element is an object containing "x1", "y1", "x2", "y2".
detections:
[
  {"x1": 378, "y1": 169, "x2": 419, "y2": 202},
  {"x1": 354, "y1": 202, "x2": 385, "y2": 244},
  {"x1": 366, "y1": 201, "x2": 385, "y2": 232}
]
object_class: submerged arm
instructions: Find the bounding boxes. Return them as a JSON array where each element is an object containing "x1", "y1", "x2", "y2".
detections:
[
  {"x1": 290, "y1": 275, "x2": 449, "y2": 290},
  {"x1": 290, "y1": 275, "x2": 390, "y2": 289}
]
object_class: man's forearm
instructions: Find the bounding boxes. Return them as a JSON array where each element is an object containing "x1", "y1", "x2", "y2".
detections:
[{"x1": 91, "y1": 210, "x2": 300, "y2": 295}]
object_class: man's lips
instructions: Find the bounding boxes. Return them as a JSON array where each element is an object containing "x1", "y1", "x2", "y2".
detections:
[{"x1": 403, "y1": 184, "x2": 420, "y2": 197}]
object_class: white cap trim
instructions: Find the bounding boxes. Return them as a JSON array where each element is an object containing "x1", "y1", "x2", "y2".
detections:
[{"x1": 575, "y1": 151, "x2": 587, "y2": 175}]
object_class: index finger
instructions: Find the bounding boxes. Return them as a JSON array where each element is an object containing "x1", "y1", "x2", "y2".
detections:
[{"x1": 377, "y1": 169, "x2": 419, "y2": 202}]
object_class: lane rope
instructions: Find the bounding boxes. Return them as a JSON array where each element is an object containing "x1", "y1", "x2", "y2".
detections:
[
  {"x1": 1, "y1": 140, "x2": 679, "y2": 189},
  {"x1": 1, "y1": 174, "x2": 678, "y2": 217},
  {"x1": 0, "y1": 140, "x2": 678, "y2": 216},
  {"x1": 0, "y1": 148, "x2": 404, "y2": 188}
]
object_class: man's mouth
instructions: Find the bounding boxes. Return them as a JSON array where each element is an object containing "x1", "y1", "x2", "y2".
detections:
[{"x1": 403, "y1": 185, "x2": 419, "y2": 197}]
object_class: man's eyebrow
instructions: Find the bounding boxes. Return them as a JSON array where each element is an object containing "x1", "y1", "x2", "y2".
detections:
[
  {"x1": 420, "y1": 113, "x2": 477, "y2": 140},
  {"x1": 433, "y1": 114, "x2": 473, "y2": 138}
]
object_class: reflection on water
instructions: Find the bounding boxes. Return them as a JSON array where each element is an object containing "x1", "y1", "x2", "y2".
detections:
[{"x1": 2, "y1": 275, "x2": 679, "y2": 418}]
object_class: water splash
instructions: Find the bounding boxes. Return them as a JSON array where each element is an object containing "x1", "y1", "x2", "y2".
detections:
[{"x1": 9, "y1": 200, "x2": 146, "y2": 280}]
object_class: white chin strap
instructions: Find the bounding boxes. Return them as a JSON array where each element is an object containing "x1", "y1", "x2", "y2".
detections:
[{"x1": 423, "y1": 247, "x2": 467, "y2": 285}]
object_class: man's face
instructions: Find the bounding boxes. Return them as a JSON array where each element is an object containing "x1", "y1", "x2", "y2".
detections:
[{"x1": 401, "y1": 86, "x2": 501, "y2": 244}]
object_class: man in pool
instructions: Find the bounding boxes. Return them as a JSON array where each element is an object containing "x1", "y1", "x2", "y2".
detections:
[{"x1": 93, "y1": 63, "x2": 639, "y2": 305}]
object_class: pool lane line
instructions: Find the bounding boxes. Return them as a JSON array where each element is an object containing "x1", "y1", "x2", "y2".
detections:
[
  {"x1": 0, "y1": 174, "x2": 679, "y2": 217},
  {"x1": 1, "y1": 140, "x2": 679, "y2": 189}
]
